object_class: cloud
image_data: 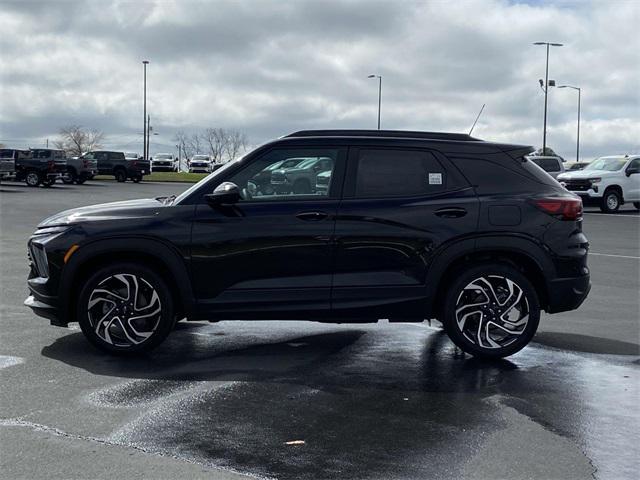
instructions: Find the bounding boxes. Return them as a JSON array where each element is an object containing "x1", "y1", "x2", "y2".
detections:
[{"x1": 1, "y1": 0, "x2": 638, "y2": 159}]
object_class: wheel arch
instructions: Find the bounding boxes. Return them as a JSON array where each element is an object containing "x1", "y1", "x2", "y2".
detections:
[
  {"x1": 427, "y1": 235, "x2": 553, "y2": 319},
  {"x1": 59, "y1": 237, "x2": 195, "y2": 325}
]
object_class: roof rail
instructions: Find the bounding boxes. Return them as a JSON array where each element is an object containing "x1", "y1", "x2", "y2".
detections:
[{"x1": 285, "y1": 129, "x2": 481, "y2": 142}]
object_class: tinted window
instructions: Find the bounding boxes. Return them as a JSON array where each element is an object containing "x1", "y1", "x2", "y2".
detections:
[
  {"x1": 0, "y1": 149, "x2": 12, "y2": 159},
  {"x1": 628, "y1": 158, "x2": 640, "y2": 170},
  {"x1": 531, "y1": 157, "x2": 560, "y2": 172},
  {"x1": 225, "y1": 148, "x2": 343, "y2": 201},
  {"x1": 32, "y1": 150, "x2": 52, "y2": 159},
  {"x1": 108, "y1": 152, "x2": 125, "y2": 160},
  {"x1": 453, "y1": 156, "x2": 559, "y2": 194},
  {"x1": 354, "y1": 149, "x2": 446, "y2": 197}
]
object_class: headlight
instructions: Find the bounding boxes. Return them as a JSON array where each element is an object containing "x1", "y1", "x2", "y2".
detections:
[
  {"x1": 29, "y1": 226, "x2": 71, "y2": 278},
  {"x1": 588, "y1": 177, "x2": 601, "y2": 183}
]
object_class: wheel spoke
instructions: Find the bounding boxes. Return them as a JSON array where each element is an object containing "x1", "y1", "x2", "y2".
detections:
[{"x1": 455, "y1": 274, "x2": 530, "y2": 351}]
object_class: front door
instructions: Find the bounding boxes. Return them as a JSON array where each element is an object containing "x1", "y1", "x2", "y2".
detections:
[
  {"x1": 332, "y1": 147, "x2": 478, "y2": 319},
  {"x1": 190, "y1": 146, "x2": 346, "y2": 318},
  {"x1": 624, "y1": 158, "x2": 640, "y2": 201}
]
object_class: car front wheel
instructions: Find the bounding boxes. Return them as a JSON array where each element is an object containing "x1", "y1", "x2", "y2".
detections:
[
  {"x1": 77, "y1": 264, "x2": 174, "y2": 354},
  {"x1": 25, "y1": 171, "x2": 41, "y2": 187},
  {"x1": 600, "y1": 189, "x2": 621, "y2": 213},
  {"x1": 442, "y1": 264, "x2": 540, "y2": 358}
]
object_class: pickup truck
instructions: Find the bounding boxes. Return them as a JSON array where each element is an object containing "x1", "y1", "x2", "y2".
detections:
[
  {"x1": 61, "y1": 155, "x2": 98, "y2": 184},
  {"x1": 1, "y1": 148, "x2": 26, "y2": 179},
  {"x1": 270, "y1": 157, "x2": 334, "y2": 194},
  {"x1": 85, "y1": 150, "x2": 150, "y2": 182},
  {"x1": 557, "y1": 155, "x2": 640, "y2": 212},
  {"x1": 15, "y1": 149, "x2": 67, "y2": 187}
]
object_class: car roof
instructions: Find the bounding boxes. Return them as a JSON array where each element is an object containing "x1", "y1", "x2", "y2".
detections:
[{"x1": 279, "y1": 129, "x2": 533, "y2": 157}]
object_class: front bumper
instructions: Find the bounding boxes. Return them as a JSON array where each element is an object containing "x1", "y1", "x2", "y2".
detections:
[
  {"x1": 24, "y1": 295, "x2": 64, "y2": 326},
  {"x1": 546, "y1": 273, "x2": 591, "y2": 314}
]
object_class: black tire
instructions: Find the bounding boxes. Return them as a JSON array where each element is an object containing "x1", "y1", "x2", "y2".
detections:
[
  {"x1": 62, "y1": 168, "x2": 77, "y2": 184},
  {"x1": 114, "y1": 169, "x2": 127, "y2": 183},
  {"x1": 292, "y1": 178, "x2": 311, "y2": 194},
  {"x1": 633, "y1": 202, "x2": 640, "y2": 210},
  {"x1": 77, "y1": 263, "x2": 174, "y2": 355},
  {"x1": 600, "y1": 189, "x2": 621, "y2": 213},
  {"x1": 75, "y1": 175, "x2": 87, "y2": 185},
  {"x1": 442, "y1": 263, "x2": 540, "y2": 359},
  {"x1": 25, "y1": 170, "x2": 41, "y2": 187},
  {"x1": 132, "y1": 174, "x2": 142, "y2": 183}
]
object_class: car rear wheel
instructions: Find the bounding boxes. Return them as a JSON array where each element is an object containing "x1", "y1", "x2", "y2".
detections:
[
  {"x1": 600, "y1": 189, "x2": 621, "y2": 213},
  {"x1": 62, "y1": 168, "x2": 77, "y2": 184},
  {"x1": 633, "y1": 202, "x2": 640, "y2": 210},
  {"x1": 442, "y1": 263, "x2": 540, "y2": 358},
  {"x1": 114, "y1": 169, "x2": 127, "y2": 183},
  {"x1": 77, "y1": 264, "x2": 174, "y2": 354},
  {"x1": 132, "y1": 174, "x2": 142, "y2": 183},
  {"x1": 25, "y1": 171, "x2": 41, "y2": 187}
]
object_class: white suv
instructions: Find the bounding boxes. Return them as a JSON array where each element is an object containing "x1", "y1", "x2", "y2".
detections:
[{"x1": 557, "y1": 155, "x2": 640, "y2": 213}]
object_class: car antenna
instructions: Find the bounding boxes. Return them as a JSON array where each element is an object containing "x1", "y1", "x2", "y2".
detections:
[{"x1": 469, "y1": 104, "x2": 485, "y2": 136}]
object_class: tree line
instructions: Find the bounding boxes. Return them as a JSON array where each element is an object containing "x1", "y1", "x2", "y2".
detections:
[
  {"x1": 49, "y1": 125, "x2": 249, "y2": 161},
  {"x1": 173, "y1": 128, "x2": 248, "y2": 163}
]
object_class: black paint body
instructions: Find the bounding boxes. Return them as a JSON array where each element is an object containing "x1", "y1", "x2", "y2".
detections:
[{"x1": 25, "y1": 131, "x2": 590, "y2": 326}]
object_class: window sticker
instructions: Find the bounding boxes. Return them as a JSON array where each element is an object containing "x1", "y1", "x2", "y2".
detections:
[{"x1": 428, "y1": 173, "x2": 443, "y2": 185}]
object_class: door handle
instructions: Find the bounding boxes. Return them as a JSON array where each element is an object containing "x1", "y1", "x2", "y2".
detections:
[
  {"x1": 296, "y1": 211, "x2": 329, "y2": 221},
  {"x1": 434, "y1": 207, "x2": 467, "y2": 218}
]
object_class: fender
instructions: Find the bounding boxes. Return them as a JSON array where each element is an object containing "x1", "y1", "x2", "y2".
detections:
[
  {"x1": 59, "y1": 236, "x2": 195, "y2": 323},
  {"x1": 425, "y1": 233, "x2": 555, "y2": 291}
]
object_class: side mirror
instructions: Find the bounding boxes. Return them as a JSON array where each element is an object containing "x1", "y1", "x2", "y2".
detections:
[
  {"x1": 626, "y1": 167, "x2": 639, "y2": 177},
  {"x1": 204, "y1": 182, "x2": 241, "y2": 206}
]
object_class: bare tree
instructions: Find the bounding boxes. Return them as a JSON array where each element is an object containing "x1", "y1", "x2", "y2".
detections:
[
  {"x1": 224, "y1": 129, "x2": 248, "y2": 162},
  {"x1": 189, "y1": 132, "x2": 204, "y2": 156},
  {"x1": 173, "y1": 130, "x2": 192, "y2": 159},
  {"x1": 203, "y1": 128, "x2": 228, "y2": 163},
  {"x1": 54, "y1": 125, "x2": 104, "y2": 157}
]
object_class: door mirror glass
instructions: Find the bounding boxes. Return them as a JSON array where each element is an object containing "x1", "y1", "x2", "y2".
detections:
[{"x1": 205, "y1": 182, "x2": 241, "y2": 206}]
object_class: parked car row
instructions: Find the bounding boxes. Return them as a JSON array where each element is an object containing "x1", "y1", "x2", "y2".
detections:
[
  {"x1": 246, "y1": 156, "x2": 333, "y2": 196},
  {"x1": 0, "y1": 148, "x2": 149, "y2": 186}
]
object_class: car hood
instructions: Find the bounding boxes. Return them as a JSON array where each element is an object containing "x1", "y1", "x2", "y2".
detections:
[
  {"x1": 38, "y1": 198, "x2": 164, "y2": 227},
  {"x1": 557, "y1": 169, "x2": 619, "y2": 180}
]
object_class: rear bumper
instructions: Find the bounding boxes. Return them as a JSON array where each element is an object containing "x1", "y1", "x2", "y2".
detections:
[{"x1": 546, "y1": 273, "x2": 591, "y2": 314}]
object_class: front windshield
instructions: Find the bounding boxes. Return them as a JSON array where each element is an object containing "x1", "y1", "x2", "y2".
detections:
[
  {"x1": 193, "y1": 155, "x2": 209, "y2": 161},
  {"x1": 174, "y1": 156, "x2": 242, "y2": 204},
  {"x1": 584, "y1": 157, "x2": 627, "y2": 171},
  {"x1": 156, "y1": 154, "x2": 172, "y2": 159}
]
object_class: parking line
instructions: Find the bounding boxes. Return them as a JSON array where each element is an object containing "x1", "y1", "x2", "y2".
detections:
[
  {"x1": 584, "y1": 213, "x2": 640, "y2": 218},
  {"x1": 590, "y1": 252, "x2": 640, "y2": 260}
]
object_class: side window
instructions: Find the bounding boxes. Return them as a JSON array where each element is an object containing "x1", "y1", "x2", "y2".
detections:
[
  {"x1": 97, "y1": 152, "x2": 108, "y2": 161},
  {"x1": 454, "y1": 156, "x2": 552, "y2": 194},
  {"x1": 627, "y1": 158, "x2": 640, "y2": 171},
  {"x1": 83, "y1": 152, "x2": 95, "y2": 160},
  {"x1": 109, "y1": 152, "x2": 123, "y2": 161},
  {"x1": 0, "y1": 150, "x2": 11, "y2": 159},
  {"x1": 354, "y1": 149, "x2": 447, "y2": 198},
  {"x1": 224, "y1": 148, "x2": 343, "y2": 201}
]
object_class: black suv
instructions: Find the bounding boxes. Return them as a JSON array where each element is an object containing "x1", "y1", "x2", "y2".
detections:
[
  {"x1": 25, "y1": 130, "x2": 590, "y2": 358},
  {"x1": 85, "y1": 150, "x2": 150, "y2": 182}
]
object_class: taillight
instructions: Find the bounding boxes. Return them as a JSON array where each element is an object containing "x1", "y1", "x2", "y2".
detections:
[{"x1": 533, "y1": 197, "x2": 583, "y2": 221}]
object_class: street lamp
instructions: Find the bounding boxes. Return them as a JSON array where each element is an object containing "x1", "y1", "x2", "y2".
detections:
[
  {"x1": 368, "y1": 74, "x2": 382, "y2": 130},
  {"x1": 142, "y1": 60, "x2": 149, "y2": 161},
  {"x1": 533, "y1": 42, "x2": 562, "y2": 153},
  {"x1": 558, "y1": 85, "x2": 581, "y2": 163}
]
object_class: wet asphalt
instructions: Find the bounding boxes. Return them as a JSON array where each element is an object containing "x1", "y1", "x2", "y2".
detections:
[{"x1": 1, "y1": 180, "x2": 639, "y2": 479}]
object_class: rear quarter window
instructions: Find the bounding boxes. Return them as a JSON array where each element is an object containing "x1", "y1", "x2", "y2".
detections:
[{"x1": 451, "y1": 156, "x2": 560, "y2": 195}]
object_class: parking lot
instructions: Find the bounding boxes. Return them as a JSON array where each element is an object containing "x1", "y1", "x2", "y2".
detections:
[{"x1": 1, "y1": 180, "x2": 638, "y2": 479}]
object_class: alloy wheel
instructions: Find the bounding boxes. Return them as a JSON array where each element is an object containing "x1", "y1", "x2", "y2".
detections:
[
  {"x1": 606, "y1": 193, "x2": 619, "y2": 210},
  {"x1": 26, "y1": 172, "x2": 40, "y2": 186},
  {"x1": 87, "y1": 274, "x2": 162, "y2": 347},
  {"x1": 454, "y1": 275, "x2": 529, "y2": 349}
]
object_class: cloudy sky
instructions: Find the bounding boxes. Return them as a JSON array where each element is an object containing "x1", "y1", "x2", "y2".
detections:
[{"x1": 1, "y1": 0, "x2": 638, "y2": 159}]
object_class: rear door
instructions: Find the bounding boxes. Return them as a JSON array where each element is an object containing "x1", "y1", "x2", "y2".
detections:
[{"x1": 332, "y1": 147, "x2": 478, "y2": 318}]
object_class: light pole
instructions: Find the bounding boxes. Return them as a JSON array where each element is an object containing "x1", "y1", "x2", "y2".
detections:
[
  {"x1": 142, "y1": 60, "x2": 149, "y2": 161},
  {"x1": 558, "y1": 85, "x2": 581, "y2": 163},
  {"x1": 368, "y1": 74, "x2": 382, "y2": 130},
  {"x1": 533, "y1": 42, "x2": 562, "y2": 153}
]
